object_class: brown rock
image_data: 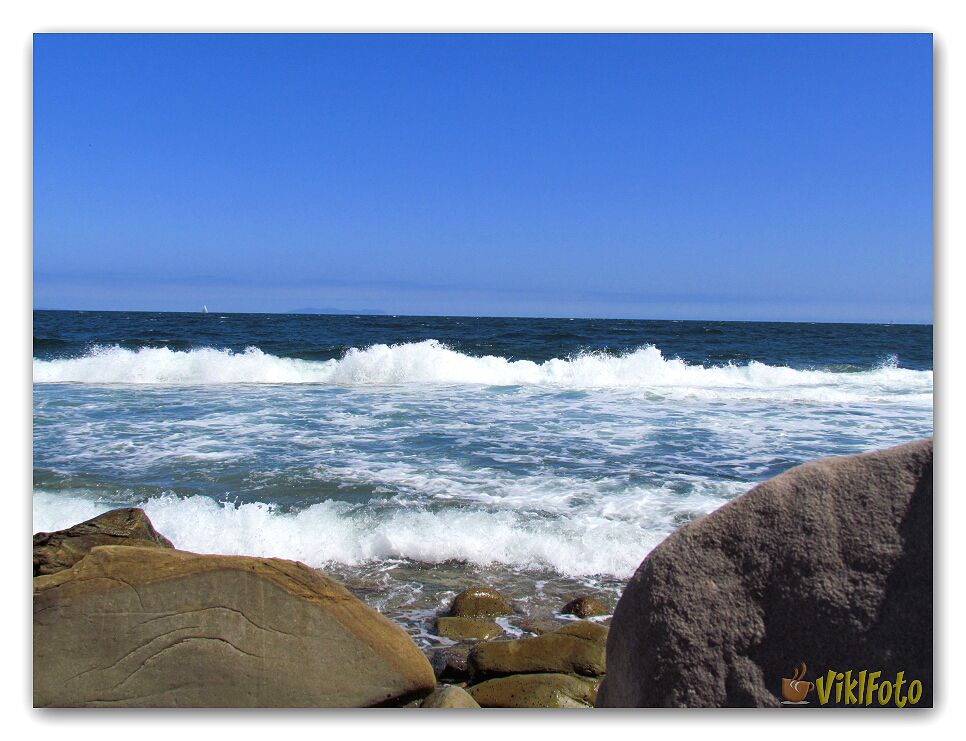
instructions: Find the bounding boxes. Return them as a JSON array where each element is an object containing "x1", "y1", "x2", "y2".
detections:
[
  {"x1": 449, "y1": 586, "x2": 513, "y2": 618},
  {"x1": 468, "y1": 673, "x2": 599, "y2": 708},
  {"x1": 421, "y1": 685, "x2": 481, "y2": 708},
  {"x1": 511, "y1": 617, "x2": 565, "y2": 635},
  {"x1": 33, "y1": 507, "x2": 173, "y2": 576},
  {"x1": 435, "y1": 617, "x2": 503, "y2": 642},
  {"x1": 469, "y1": 621, "x2": 607, "y2": 679},
  {"x1": 34, "y1": 545, "x2": 436, "y2": 707},
  {"x1": 597, "y1": 438, "x2": 933, "y2": 708},
  {"x1": 561, "y1": 596, "x2": 608, "y2": 618}
]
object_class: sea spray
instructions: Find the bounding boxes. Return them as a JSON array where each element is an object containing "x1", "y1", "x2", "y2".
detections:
[
  {"x1": 33, "y1": 340, "x2": 933, "y2": 406},
  {"x1": 32, "y1": 490, "x2": 667, "y2": 579}
]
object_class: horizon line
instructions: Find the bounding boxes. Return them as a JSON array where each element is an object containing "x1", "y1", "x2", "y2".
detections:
[{"x1": 32, "y1": 307, "x2": 934, "y2": 327}]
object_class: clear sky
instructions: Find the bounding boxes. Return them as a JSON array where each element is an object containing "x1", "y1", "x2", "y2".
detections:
[{"x1": 34, "y1": 33, "x2": 932, "y2": 322}]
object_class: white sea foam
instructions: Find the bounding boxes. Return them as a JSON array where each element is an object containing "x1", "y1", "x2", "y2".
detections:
[
  {"x1": 32, "y1": 490, "x2": 668, "y2": 578},
  {"x1": 32, "y1": 493, "x2": 107, "y2": 532},
  {"x1": 32, "y1": 341, "x2": 933, "y2": 403}
]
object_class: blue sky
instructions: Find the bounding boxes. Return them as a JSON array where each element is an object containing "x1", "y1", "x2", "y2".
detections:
[{"x1": 34, "y1": 33, "x2": 932, "y2": 322}]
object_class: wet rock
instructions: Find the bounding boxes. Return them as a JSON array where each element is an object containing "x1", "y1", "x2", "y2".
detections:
[
  {"x1": 468, "y1": 673, "x2": 599, "y2": 708},
  {"x1": 597, "y1": 438, "x2": 934, "y2": 708},
  {"x1": 469, "y1": 621, "x2": 607, "y2": 679},
  {"x1": 511, "y1": 617, "x2": 565, "y2": 635},
  {"x1": 33, "y1": 507, "x2": 173, "y2": 576},
  {"x1": 421, "y1": 685, "x2": 481, "y2": 708},
  {"x1": 34, "y1": 545, "x2": 436, "y2": 707},
  {"x1": 431, "y1": 645, "x2": 472, "y2": 683},
  {"x1": 561, "y1": 596, "x2": 608, "y2": 618},
  {"x1": 435, "y1": 616, "x2": 503, "y2": 642},
  {"x1": 449, "y1": 586, "x2": 513, "y2": 618}
]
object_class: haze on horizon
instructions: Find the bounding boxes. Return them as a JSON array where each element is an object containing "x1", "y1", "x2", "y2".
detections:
[{"x1": 34, "y1": 34, "x2": 933, "y2": 324}]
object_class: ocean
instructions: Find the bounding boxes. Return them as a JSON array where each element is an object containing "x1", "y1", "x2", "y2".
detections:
[{"x1": 32, "y1": 310, "x2": 933, "y2": 645}]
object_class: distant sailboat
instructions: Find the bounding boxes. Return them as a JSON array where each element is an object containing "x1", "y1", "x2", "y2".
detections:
[{"x1": 202, "y1": 305, "x2": 208, "y2": 314}]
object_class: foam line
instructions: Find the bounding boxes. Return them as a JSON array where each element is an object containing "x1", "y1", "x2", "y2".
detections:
[
  {"x1": 33, "y1": 341, "x2": 932, "y2": 401},
  {"x1": 32, "y1": 491, "x2": 666, "y2": 578}
]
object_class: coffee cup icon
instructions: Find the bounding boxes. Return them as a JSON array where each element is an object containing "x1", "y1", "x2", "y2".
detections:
[{"x1": 781, "y1": 663, "x2": 813, "y2": 704}]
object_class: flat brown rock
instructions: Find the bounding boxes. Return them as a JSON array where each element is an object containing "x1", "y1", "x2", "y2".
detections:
[
  {"x1": 511, "y1": 617, "x2": 565, "y2": 635},
  {"x1": 435, "y1": 617, "x2": 503, "y2": 642},
  {"x1": 33, "y1": 507, "x2": 173, "y2": 576},
  {"x1": 597, "y1": 438, "x2": 933, "y2": 708},
  {"x1": 469, "y1": 621, "x2": 607, "y2": 679},
  {"x1": 33, "y1": 545, "x2": 436, "y2": 707},
  {"x1": 468, "y1": 673, "x2": 599, "y2": 708}
]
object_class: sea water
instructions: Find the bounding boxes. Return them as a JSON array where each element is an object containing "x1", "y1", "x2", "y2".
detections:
[{"x1": 32, "y1": 311, "x2": 933, "y2": 644}]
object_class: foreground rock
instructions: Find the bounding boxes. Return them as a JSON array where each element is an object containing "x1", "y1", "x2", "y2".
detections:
[
  {"x1": 34, "y1": 546, "x2": 436, "y2": 707},
  {"x1": 435, "y1": 616, "x2": 503, "y2": 642},
  {"x1": 449, "y1": 586, "x2": 513, "y2": 618},
  {"x1": 421, "y1": 685, "x2": 481, "y2": 708},
  {"x1": 597, "y1": 438, "x2": 933, "y2": 708},
  {"x1": 33, "y1": 507, "x2": 173, "y2": 576},
  {"x1": 468, "y1": 673, "x2": 599, "y2": 708},
  {"x1": 561, "y1": 596, "x2": 608, "y2": 618},
  {"x1": 469, "y1": 622, "x2": 607, "y2": 679}
]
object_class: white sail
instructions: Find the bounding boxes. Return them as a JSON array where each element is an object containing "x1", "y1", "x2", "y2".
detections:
[{"x1": 202, "y1": 305, "x2": 208, "y2": 314}]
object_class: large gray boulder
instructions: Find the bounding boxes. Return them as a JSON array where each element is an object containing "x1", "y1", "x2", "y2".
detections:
[
  {"x1": 33, "y1": 507, "x2": 173, "y2": 576},
  {"x1": 597, "y1": 438, "x2": 933, "y2": 708},
  {"x1": 34, "y1": 545, "x2": 436, "y2": 707}
]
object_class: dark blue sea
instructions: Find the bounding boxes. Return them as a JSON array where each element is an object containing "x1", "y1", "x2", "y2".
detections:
[{"x1": 33, "y1": 310, "x2": 933, "y2": 642}]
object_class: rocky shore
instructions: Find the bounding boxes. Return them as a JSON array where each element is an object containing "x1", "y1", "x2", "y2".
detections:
[
  {"x1": 33, "y1": 438, "x2": 933, "y2": 708},
  {"x1": 33, "y1": 507, "x2": 609, "y2": 708}
]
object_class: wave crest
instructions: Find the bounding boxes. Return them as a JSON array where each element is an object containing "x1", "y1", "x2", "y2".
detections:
[
  {"x1": 32, "y1": 340, "x2": 932, "y2": 400},
  {"x1": 32, "y1": 491, "x2": 661, "y2": 578}
]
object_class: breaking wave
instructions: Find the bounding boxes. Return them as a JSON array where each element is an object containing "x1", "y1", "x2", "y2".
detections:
[
  {"x1": 32, "y1": 340, "x2": 932, "y2": 401},
  {"x1": 32, "y1": 491, "x2": 668, "y2": 579}
]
